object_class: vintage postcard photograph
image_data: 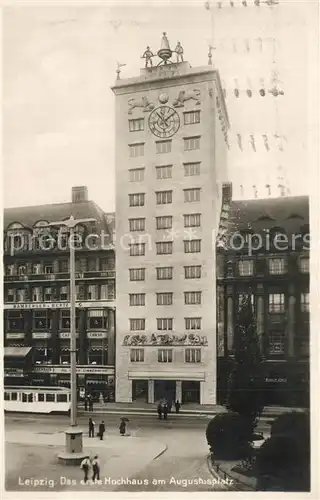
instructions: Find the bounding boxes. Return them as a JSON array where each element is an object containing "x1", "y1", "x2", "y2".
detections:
[{"x1": 2, "y1": 0, "x2": 318, "y2": 496}]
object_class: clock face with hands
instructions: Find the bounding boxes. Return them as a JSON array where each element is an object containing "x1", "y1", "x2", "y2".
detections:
[{"x1": 148, "y1": 106, "x2": 180, "y2": 138}]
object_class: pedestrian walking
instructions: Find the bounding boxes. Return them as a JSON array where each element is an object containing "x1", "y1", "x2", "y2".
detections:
[
  {"x1": 119, "y1": 417, "x2": 128, "y2": 436},
  {"x1": 88, "y1": 417, "x2": 95, "y2": 437},
  {"x1": 163, "y1": 402, "x2": 168, "y2": 420},
  {"x1": 80, "y1": 456, "x2": 91, "y2": 483},
  {"x1": 175, "y1": 400, "x2": 181, "y2": 413},
  {"x1": 91, "y1": 455, "x2": 100, "y2": 481},
  {"x1": 157, "y1": 402, "x2": 162, "y2": 420},
  {"x1": 98, "y1": 420, "x2": 105, "y2": 440},
  {"x1": 89, "y1": 396, "x2": 93, "y2": 413}
]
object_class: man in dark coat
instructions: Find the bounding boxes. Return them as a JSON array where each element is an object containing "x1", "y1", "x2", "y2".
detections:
[
  {"x1": 163, "y1": 403, "x2": 168, "y2": 420},
  {"x1": 88, "y1": 396, "x2": 93, "y2": 412},
  {"x1": 157, "y1": 402, "x2": 162, "y2": 420},
  {"x1": 88, "y1": 417, "x2": 95, "y2": 437},
  {"x1": 98, "y1": 420, "x2": 105, "y2": 440},
  {"x1": 175, "y1": 400, "x2": 181, "y2": 413}
]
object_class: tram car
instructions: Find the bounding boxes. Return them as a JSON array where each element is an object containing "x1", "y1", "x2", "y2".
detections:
[{"x1": 4, "y1": 386, "x2": 71, "y2": 414}]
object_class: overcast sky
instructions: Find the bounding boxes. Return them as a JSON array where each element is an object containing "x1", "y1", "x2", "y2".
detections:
[{"x1": 3, "y1": 1, "x2": 316, "y2": 211}]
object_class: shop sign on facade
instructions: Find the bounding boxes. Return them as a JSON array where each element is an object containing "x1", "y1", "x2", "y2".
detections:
[
  {"x1": 6, "y1": 332, "x2": 25, "y2": 339},
  {"x1": 59, "y1": 332, "x2": 80, "y2": 339},
  {"x1": 5, "y1": 300, "x2": 114, "y2": 310},
  {"x1": 32, "y1": 365, "x2": 114, "y2": 375},
  {"x1": 32, "y1": 332, "x2": 51, "y2": 339},
  {"x1": 87, "y1": 331, "x2": 108, "y2": 339}
]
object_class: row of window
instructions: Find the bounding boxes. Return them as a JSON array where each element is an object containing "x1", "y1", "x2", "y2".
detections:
[
  {"x1": 6, "y1": 283, "x2": 115, "y2": 303},
  {"x1": 130, "y1": 348, "x2": 201, "y2": 363},
  {"x1": 238, "y1": 256, "x2": 309, "y2": 276},
  {"x1": 127, "y1": 291, "x2": 310, "y2": 311},
  {"x1": 30, "y1": 348, "x2": 108, "y2": 365},
  {"x1": 129, "y1": 162, "x2": 201, "y2": 182},
  {"x1": 129, "y1": 214, "x2": 201, "y2": 232},
  {"x1": 129, "y1": 292, "x2": 202, "y2": 306},
  {"x1": 129, "y1": 240, "x2": 201, "y2": 256},
  {"x1": 129, "y1": 266, "x2": 201, "y2": 281},
  {"x1": 129, "y1": 136, "x2": 200, "y2": 158},
  {"x1": 5, "y1": 256, "x2": 115, "y2": 276},
  {"x1": 129, "y1": 188, "x2": 201, "y2": 207},
  {"x1": 129, "y1": 317, "x2": 202, "y2": 331},
  {"x1": 6, "y1": 309, "x2": 108, "y2": 331},
  {"x1": 129, "y1": 111, "x2": 201, "y2": 132}
]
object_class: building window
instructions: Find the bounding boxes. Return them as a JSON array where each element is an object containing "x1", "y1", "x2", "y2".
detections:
[
  {"x1": 184, "y1": 136, "x2": 200, "y2": 151},
  {"x1": 129, "y1": 168, "x2": 145, "y2": 182},
  {"x1": 44, "y1": 263, "x2": 53, "y2": 274},
  {"x1": 299, "y1": 256, "x2": 309, "y2": 273},
  {"x1": 184, "y1": 266, "x2": 201, "y2": 279},
  {"x1": 5, "y1": 264, "x2": 15, "y2": 276},
  {"x1": 156, "y1": 165, "x2": 172, "y2": 179},
  {"x1": 7, "y1": 311, "x2": 23, "y2": 331},
  {"x1": 238, "y1": 260, "x2": 254, "y2": 276},
  {"x1": 16, "y1": 289, "x2": 25, "y2": 302},
  {"x1": 156, "y1": 267, "x2": 173, "y2": 280},
  {"x1": 129, "y1": 293, "x2": 146, "y2": 306},
  {"x1": 129, "y1": 268, "x2": 145, "y2": 281},
  {"x1": 87, "y1": 285, "x2": 99, "y2": 300},
  {"x1": 130, "y1": 349, "x2": 144, "y2": 362},
  {"x1": 184, "y1": 111, "x2": 200, "y2": 125},
  {"x1": 129, "y1": 193, "x2": 145, "y2": 207},
  {"x1": 18, "y1": 264, "x2": 26, "y2": 275},
  {"x1": 184, "y1": 240, "x2": 201, "y2": 253},
  {"x1": 184, "y1": 162, "x2": 201, "y2": 176},
  {"x1": 100, "y1": 256, "x2": 115, "y2": 271},
  {"x1": 269, "y1": 331, "x2": 285, "y2": 355},
  {"x1": 156, "y1": 140, "x2": 172, "y2": 154},
  {"x1": 185, "y1": 317, "x2": 201, "y2": 330},
  {"x1": 184, "y1": 188, "x2": 201, "y2": 203},
  {"x1": 184, "y1": 213, "x2": 201, "y2": 227},
  {"x1": 156, "y1": 216, "x2": 172, "y2": 230},
  {"x1": 60, "y1": 310, "x2": 80, "y2": 330},
  {"x1": 33, "y1": 310, "x2": 52, "y2": 330},
  {"x1": 156, "y1": 293, "x2": 173, "y2": 306},
  {"x1": 156, "y1": 190, "x2": 172, "y2": 204},
  {"x1": 129, "y1": 143, "x2": 144, "y2": 157},
  {"x1": 129, "y1": 218, "x2": 145, "y2": 232},
  {"x1": 129, "y1": 118, "x2": 144, "y2": 132},
  {"x1": 59, "y1": 260, "x2": 69, "y2": 273},
  {"x1": 129, "y1": 243, "x2": 145, "y2": 256},
  {"x1": 60, "y1": 286, "x2": 69, "y2": 301},
  {"x1": 7, "y1": 289, "x2": 15, "y2": 302},
  {"x1": 32, "y1": 263, "x2": 41, "y2": 274},
  {"x1": 87, "y1": 310, "x2": 108, "y2": 330},
  {"x1": 268, "y1": 293, "x2": 285, "y2": 313},
  {"x1": 157, "y1": 318, "x2": 173, "y2": 330},
  {"x1": 184, "y1": 291, "x2": 202, "y2": 305},
  {"x1": 301, "y1": 292, "x2": 309, "y2": 312},
  {"x1": 185, "y1": 348, "x2": 201, "y2": 363},
  {"x1": 130, "y1": 318, "x2": 146, "y2": 331},
  {"x1": 158, "y1": 349, "x2": 173, "y2": 363},
  {"x1": 269, "y1": 258, "x2": 286, "y2": 275},
  {"x1": 156, "y1": 242, "x2": 173, "y2": 255},
  {"x1": 44, "y1": 287, "x2": 52, "y2": 301}
]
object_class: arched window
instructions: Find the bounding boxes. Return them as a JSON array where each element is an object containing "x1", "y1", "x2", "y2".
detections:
[{"x1": 6, "y1": 222, "x2": 30, "y2": 252}]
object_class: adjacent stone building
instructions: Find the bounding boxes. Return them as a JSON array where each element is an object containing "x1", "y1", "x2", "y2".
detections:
[{"x1": 3, "y1": 186, "x2": 116, "y2": 401}]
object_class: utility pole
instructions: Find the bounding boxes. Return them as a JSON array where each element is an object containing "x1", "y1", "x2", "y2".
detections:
[{"x1": 50, "y1": 215, "x2": 96, "y2": 464}]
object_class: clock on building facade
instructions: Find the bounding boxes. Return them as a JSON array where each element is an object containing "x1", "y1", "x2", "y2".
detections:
[{"x1": 148, "y1": 106, "x2": 180, "y2": 138}]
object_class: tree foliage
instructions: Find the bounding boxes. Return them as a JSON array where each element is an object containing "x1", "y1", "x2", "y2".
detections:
[{"x1": 226, "y1": 293, "x2": 265, "y2": 429}]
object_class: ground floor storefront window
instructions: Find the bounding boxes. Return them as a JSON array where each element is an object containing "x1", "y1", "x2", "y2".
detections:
[{"x1": 132, "y1": 380, "x2": 148, "y2": 402}]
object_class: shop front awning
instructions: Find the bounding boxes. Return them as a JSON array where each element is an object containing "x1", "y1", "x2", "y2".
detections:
[{"x1": 4, "y1": 347, "x2": 32, "y2": 359}]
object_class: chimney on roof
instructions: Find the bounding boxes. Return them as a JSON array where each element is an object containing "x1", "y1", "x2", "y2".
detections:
[{"x1": 72, "y1": 186, "x2": 88, "y2": 203}]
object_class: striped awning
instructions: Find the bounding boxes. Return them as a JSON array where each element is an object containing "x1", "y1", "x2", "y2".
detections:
[{"x1": 4, "y1": 347, "x2": 32, "y2": 358}]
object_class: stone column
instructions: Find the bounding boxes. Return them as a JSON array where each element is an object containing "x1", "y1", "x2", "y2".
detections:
[
  {"x1": 287, "y1": 285, "x2": 295, "y2": 357},
  {"x1": 148, "y1": 380, "x2": 154, "y2": 403},
  {"x1": 53, "y1": 260, "x2": 59, "y2": 274},
  {"x1": 79, "y1": 309, "x2": 87, "y2": 365},
  {"x1": 217, "y1": 285, "x2": 225, "y2": 356},
  {"x1": 256, "y1": 284, "x2": 264, "y2": 353},
  {"x1": 24, "y1": 311, "x2": 33, "y2": 347},
  {"x1": 107, "y1": 308, "x2": 115, "y2": 365},
  {"x1": 51, "y1": 310, "x2": 60, "y2": 364},
  {"x1": 226, "y1": 286, "x2": 234, "y2": 353},
  {"x1": 175, "y1": 381, "x2": 182, "y2": 403}
]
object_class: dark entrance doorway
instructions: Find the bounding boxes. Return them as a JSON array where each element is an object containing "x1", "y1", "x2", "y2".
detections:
[
  {"x1": 132, "y1": 379, "x2": 148, "y2": 402},
  {"x1": 182, "y1": 381, "x2": 200, "y2": 404},
  {"x1": 154, "y1": 380, "x2": 176, "y2": 403}
]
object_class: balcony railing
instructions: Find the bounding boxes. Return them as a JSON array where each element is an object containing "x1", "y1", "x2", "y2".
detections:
[{"x1": 4, "y1": 270, "x2": 116, "y2": 282}]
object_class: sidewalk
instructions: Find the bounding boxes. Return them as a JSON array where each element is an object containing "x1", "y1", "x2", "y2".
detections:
[
  {"x1": 78, "y1": 401, "x2": 306, "y2": 417},
  {"x1": 5, "y1": 429, "x2": 167, "y2": 492}
]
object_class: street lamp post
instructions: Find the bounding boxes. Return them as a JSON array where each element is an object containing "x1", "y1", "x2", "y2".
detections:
[{"x1": 49, "y1": 216, "x2": 96, "y2": 465}]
